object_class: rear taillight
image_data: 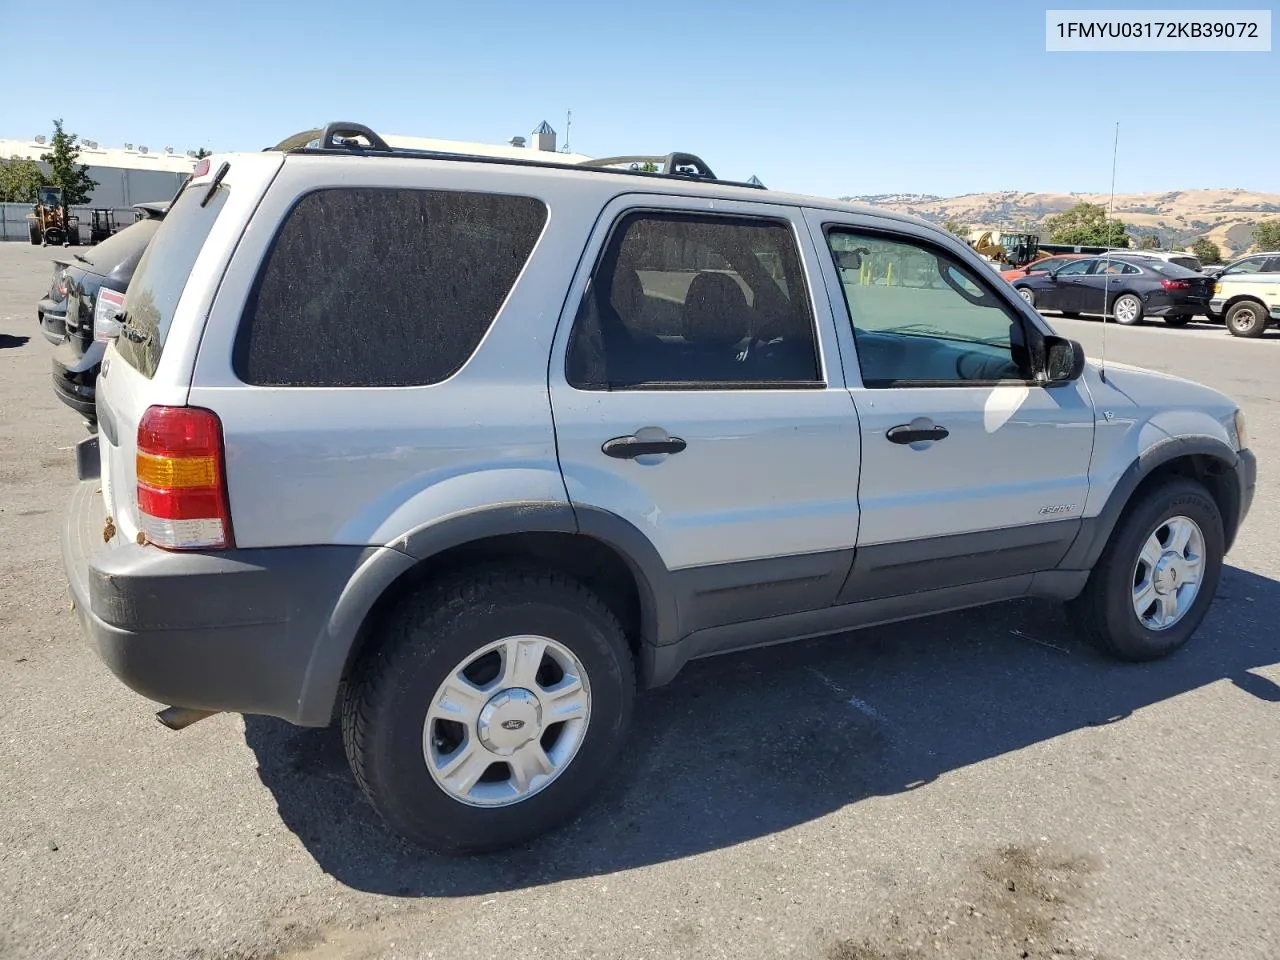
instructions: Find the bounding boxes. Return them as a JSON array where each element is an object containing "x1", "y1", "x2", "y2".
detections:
[
  {"x1": 93, "y1": 288, "x2": 125, "y2": 342},
  {"x1": 136, "y1": 406, "x2": 233, "y2": 550},
  {"x1": 55, "y1": 269, "x2": 69, "y2": 298},
  {"x1": 1160, "y1": 279, "x2": 1191, "y2": 291}
]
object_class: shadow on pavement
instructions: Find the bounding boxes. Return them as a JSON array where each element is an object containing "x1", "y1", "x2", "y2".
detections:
[
  {"x1": 245, "y1": 564, "x2": 1280, "y2": 897},
  {"x1": 0, "y1": 334, "x2": 30, "y2": 350}
]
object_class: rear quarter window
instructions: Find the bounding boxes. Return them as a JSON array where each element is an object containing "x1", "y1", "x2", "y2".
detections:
[{"x1": 233, "y1": 188, "x2": 548, "y2": 387}]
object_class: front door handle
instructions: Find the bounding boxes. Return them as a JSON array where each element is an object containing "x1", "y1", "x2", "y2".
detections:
[
  {"x1": 886, "y1": 423, "x2": 949, "y2": 445},
  {"x1": 602, "y1": 435, "x2": 688, "y2": 459}
]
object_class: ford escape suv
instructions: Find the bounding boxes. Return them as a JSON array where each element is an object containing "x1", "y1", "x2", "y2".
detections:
[{"x1": 62, "y1": 123, "x2": 1256, "y2": 854}]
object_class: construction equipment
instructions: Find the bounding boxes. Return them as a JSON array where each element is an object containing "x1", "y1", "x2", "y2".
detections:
[
  {"x1": 88, "y1": 209, "x2": 117, "y2": 244},
  {"x1": 26, "y1": 186, "x2": 79, "y2": 247},
  {"x1": 966, "y1": 229, "x2": 1041, "y2": 269}
]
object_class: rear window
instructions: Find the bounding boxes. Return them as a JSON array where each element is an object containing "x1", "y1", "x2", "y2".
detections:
[
  {"x1": 232, "y1": 188, "x2": 548, "y2": 387},
  {"x1": 80, "y1": 219, "x2": 160, "y2": 275},
  {"x1": 1169, "y1": 256, "x2": 1202, "y2": 272},
  {"x1": 1147, "y1": 261, "x2": 1201, "y2": 279},
  {"x1": 116, "y1": 184, "x2": 230, "y2": 378}
]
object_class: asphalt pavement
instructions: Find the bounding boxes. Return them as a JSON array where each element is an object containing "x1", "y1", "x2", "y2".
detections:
[{"x1": 1, "y1": 241, "x2": 1277, "y2": 960}]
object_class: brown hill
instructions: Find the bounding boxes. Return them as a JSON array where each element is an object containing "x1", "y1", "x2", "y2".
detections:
[{"x1": 843, "y1": 189, "x2": 1280, "y2": 257}]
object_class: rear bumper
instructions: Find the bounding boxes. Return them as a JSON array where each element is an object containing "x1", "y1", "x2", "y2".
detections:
[
  {"x1": 1142, "y1": 298, "x2": 1210, "y2": 317},
  {"x1": 51, "y1": 340, "x2": 102, "y2": 419},
  {"x1": 61, "y1": 477, "x2": 400, "y2": 725}
]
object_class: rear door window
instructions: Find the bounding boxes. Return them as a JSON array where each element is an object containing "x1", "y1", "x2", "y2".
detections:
[
  {"x1": 116, "y1": 185, "x2": 229, "y2": 378},
  {"x1": 233, "y1": 188, "x2": 548, "y2": 387}
]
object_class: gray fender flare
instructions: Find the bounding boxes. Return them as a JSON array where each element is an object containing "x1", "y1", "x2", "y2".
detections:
[
  {"x1": 294, "y1": 503, "x2": 678, "y2": 724},
  {"x1": 1059, "y1": 435, "x2": 1243, "y2": 571}
]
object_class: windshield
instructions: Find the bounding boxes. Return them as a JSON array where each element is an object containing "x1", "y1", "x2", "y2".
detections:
[{"x1": 114, "y1": 183, "x2": 230, "y2": 378}]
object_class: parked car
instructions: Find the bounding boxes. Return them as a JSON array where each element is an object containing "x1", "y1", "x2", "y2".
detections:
[
  {"x1": 1209, "y1": 273, "x2": 1280, "y2": 338},
  {"x1": 999, "y1": 253, "x2": 1085, "y2": 283},
  {"x1": 61, "y1": 124, "x2": 1255, "y2": 854},
  {"x1": 38, "y1": 212, "x2": 164, "y2": 423},
  {"x1": 1098, "y1": 249, "x2": 1204, "y2": 273},
  {"x1": 1011, "y1": 254, "x2": 1214, "y2": 326},
  {"x1": 1202, "y1": 251, "x2": 1280, "y2": 280}
]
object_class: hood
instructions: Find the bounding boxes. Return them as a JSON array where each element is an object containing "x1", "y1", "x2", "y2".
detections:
[{"x1": 1085, "y1": 359, "x2": 1237, "y2": 416}]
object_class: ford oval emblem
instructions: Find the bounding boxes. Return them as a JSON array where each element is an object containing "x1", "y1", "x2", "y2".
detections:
[{"x1": 501, "y1": 719, "x2": 525, "y2": 731}]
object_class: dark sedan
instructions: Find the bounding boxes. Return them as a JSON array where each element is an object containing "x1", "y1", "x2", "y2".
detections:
[
  {"x1": 1010, "y1": 255, "x2": 1214, "y2": 327},
  {"x1": 40, "y1": 216, "x2": 162, "y2": 424}
]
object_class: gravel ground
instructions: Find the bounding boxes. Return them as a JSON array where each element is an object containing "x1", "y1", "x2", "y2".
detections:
[{"x1": 1, "y1": 240, "x2": 1277, "y2": 960}]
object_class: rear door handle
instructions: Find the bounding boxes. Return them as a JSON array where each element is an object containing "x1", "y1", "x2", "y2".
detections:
[
  {"x1": 602, "y1": 435, "x2": 688, "y2": 459},
  {"x1": 886, "y1": 423, "x2": 949, "y2": 445}
]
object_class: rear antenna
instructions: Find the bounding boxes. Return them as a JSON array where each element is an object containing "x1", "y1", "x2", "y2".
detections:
[{"x1": 1100, "y1": 121, "x2": 1120, "y2": 383}]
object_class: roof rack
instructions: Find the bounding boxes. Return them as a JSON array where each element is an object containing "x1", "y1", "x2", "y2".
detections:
[
  {"x1": 269, "y1": 122, "x2": 766, "y2": 190},
  {"x1": 576, "y1": 153, "x2": 718, "y2": 180}
]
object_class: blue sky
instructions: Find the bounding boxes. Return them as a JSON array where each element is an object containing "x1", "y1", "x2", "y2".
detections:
[{"x1": 10, "y1": 0, "x2": 1276, "y2": 198}]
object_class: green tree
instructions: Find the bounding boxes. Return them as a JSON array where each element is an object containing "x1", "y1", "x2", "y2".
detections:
[
  {"x1": 0, "y1": 156, "x2": 44, "y2": 203},
  {"x1": 194, "y1": 147, "x2": 211, "y2": 159},
  {"x1": 1136, "y1": 234, "x2": 1160, "y2": 250},
  {"x1": 1044, "y1": 202, "x2": 1129, "y2": 247},
  {"x1": 1253, "y1": 219, "x2": 1280, "y2": 251},
  {"x1": 38, "y1": 119, "x2": 98, "y2": 223},
  {"x1": 1190, "y1": 238, "x2": 1222, "y2": 265},
  {"x1": 942, "y1": 218, "x2": 967, "y2": 237}
]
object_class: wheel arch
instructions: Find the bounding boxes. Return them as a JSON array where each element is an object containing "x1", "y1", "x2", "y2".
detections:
[
  {"x1": 294, "y1": 504, "x2": 678, "y2": 725},
  {"x1": 1061, "y1": 436, "x2": 1244, "y2": 572}
]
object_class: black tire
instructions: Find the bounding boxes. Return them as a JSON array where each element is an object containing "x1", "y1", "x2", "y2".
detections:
[
  {"x1": 28, "y1": 224, "x2": 41, "y2": 246},
  {"x1": 1067, "y1": 479, "x2": 1224, "y2": 662},
  {"x1": 1016, "y1": 287, "x2": 1036, "y2": 308},
  {"x1": 1162, "y1": 314, "x2": 1191, "y2": 327},
  {"x1": 1225, "y1": 300, "x2": 1269, "y2": 338},
  {"x1": 342, "y1": 567, "x2": 636, "y2": 853},
  {"x1": 1111, "y1": 293, "x2": 1144, "y2": 326}
]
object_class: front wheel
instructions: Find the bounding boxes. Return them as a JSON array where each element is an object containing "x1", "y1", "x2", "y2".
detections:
[
  {"x1": 1225, "y1": 300, "x2": 1269, "y2": 338},
  {"x1": 342, "y1": 567, "x2": 635, "y2": 853},
  {"x1": 1017, "y1": 287, "x2": 1036, "y2": 308},
  {"x1": 1067, "y1": 479, "x2": 1223, "y2": 661},
  {"x1": 1111, "y1": 293, "x2": 1144, "y2": 326}
]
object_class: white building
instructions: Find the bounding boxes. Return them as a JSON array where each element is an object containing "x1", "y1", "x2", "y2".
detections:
[{"x1": 2, "y1": 121, "x2": 588, "y2": 240}]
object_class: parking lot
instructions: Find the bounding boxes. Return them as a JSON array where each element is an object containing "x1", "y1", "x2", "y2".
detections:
[{"x1": 1, "y1": 238, "x2": 1277, "y2": 960}]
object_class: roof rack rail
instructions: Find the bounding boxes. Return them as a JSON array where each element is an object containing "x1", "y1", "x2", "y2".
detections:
[
  {"x1": 268, "y1": 122, "x2": 765, "y2": 190},
  {"x1": 577, "y1": 152, "x2": 719, "y2": 180}
]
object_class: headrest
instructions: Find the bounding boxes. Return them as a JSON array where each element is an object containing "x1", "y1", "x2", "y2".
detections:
[
  {"x1": 610, "y1": 267, "x2": 644, "y2": 322},
  {"x1": 682, "y1": 272, "x2": 749, "y2": 346}
]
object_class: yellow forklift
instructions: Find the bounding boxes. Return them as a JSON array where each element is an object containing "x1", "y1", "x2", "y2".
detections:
[{"x1": 26, "y1": 185, "x2": 79, "y2": 246}]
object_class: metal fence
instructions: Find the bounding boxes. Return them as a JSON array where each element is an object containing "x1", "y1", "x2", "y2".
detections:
[{"x1": 1, "y1": 203, "x2": 150, "y2": 243}]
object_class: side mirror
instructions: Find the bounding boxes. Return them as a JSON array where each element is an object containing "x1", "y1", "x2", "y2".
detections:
[{"x1": 1044, "y1": 335, "x2": 1086, "y2": 383}]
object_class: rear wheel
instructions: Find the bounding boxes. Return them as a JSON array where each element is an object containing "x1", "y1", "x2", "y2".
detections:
[
  {"x1": 28, "y1": 224, "x2": 40, "y2": 246},
  {"x1": 1067, "y1": 479, "x2": 1223, "y2": 661},
  {"x1": 342, "y1": 567, "x2": 635, "y2": 853},
  {"x1": 1225, "y1": 300, "x2": 1269, "y2": 338},
  {"x1": 1017, "y1": 287, "x2": 1036, "y2": 308},
  {"x1": 1112, "y1": 294, "x2": 1144, "y2": 326}
]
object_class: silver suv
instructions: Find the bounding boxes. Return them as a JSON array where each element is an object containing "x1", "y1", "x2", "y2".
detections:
[{"x1": 62, "y1": 123, "x2": 1257, "y2": 853}]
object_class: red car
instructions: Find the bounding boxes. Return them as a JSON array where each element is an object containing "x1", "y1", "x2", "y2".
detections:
[{"x1": 1000, "y1": 253, "x2": 1086, "y2": 283}]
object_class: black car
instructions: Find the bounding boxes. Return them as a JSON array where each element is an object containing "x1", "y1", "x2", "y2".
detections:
[
  {"x1": 39, "y1": 215, "x2": 163, "y2": 423},
  {"x1": 1010, "y1": 255, "x2": 1215, "y2": 327}
]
